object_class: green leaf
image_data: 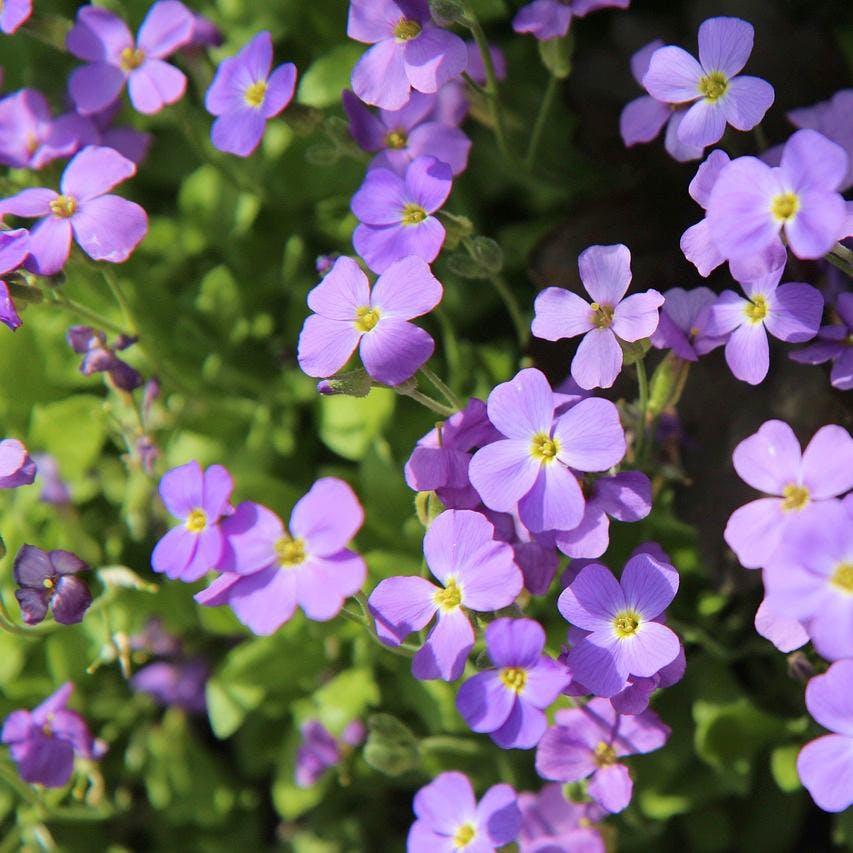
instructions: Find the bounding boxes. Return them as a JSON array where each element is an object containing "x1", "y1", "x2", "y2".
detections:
[
  {"x1": 363, "y1": 713, "x2": 421, "y2": 777},
  {"x1": 317, "y1": 387, "x2": 395, "y2": 461},
  {"x1": 205, "y1": 678, "x2": 266, "y2": 740},
  {"x1": 297, "y1": 44, "x2": 364, "y2": 108},
  {"x1": 770, "y1": 744, "x2": 802, "y2": 793},
  {"x1": 30, "y1": 395, "x2": 107, "y2": 481},
  {"x1": 311, "y1": 668, "x2": 379, "y2": 735}
]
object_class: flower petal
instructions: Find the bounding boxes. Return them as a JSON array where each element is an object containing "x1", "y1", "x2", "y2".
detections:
[
  {"x1": 485, "y1": 617, "x2": 544, "y2": 668},
  {"x1": 368, "y1": 575, "x2": 437, "y2": 645},
  {"x1": 697, "y1": 16, "x2": 753, "y2": 77},
  {"x1": 26, "y1": 217, "x2": 72, "y2": 276},
  {"x1": 137, "y1": 0, "x2": 194, "y2": 58},
  {"x1": 619, "y1": 96, "x2": 670, "y2": 146},
  {"x1": 642, "y1": 46, "x2": 703, "y2": 103},
  {"x1": 723, "y1": 498, "x2": 785, "y2": 569},
  {"x1": 805, "y1": 660, "x2": 853, "y2": 737},
  {"x1": 558, "y1": 564, "x2": 624, "y2": 629},
  {"x1": 724, "y1": 322, "x2": 769, "y2": 384},
  {"x1": 800, "y1": 425, "x2": 853, "y2": 500},
  {"x1": 219, "y1": 501, "x2": 280, "y2": 574},
  {"x1": 677, "y1": 98, "x2": 727, "y2": 148},
  {"x1": 66, "y1": 6, "x2": 132, "y2": 63},
  {"x1": 297, "y1": 314, "x2": 361, "y2": 378},
  {"x1": 532, "y1": 287, "x2": 594, "y2": 341},
  {"x1": 553, "y1": 397, "x2": 626, "y2": 472},
  {"x1": 721, "y1": 76, "x2": 774, "y2": 131},
  {"x1": 290, "y1": 477, "x2": 364, "y2": 556},
  {"x1": 469, "y1": 439, "x2": 541, "y2": 513},
  {"x1": 456, "y1": 671, "x2": 516, "y2": 733},
  {"x1": 351, "y1": 39, "x2": 410, "y2": 111},
  {"x1": 615, "y1": 621, "x2": 680, "y2": 678},
  {"x1": 485, "y1": 367, "x2": 554, "y2": 440},
  {"x1": 413, "y1": 770, "x2": 476, "y2": 835},
  {"x1": 570, "y1": 329, "x2": 623, "y2": 390},
  {"x1": 61, "y1": 145, "x2": 136, "y2": 200},
  {"x1": 404, "y1": 155, "x2": 452, "y2": 213},
  {"x1": 371, "y1": 255, "x2": 442, "y2": 319},
  {"x1": 578, "y1": 243, "x2": 632, "y2": 305},
  {"x1": 262, "y1": 63, "x2": 297, "y2": 118},
  {"x1": 360, "y1": 318, "x2": 434, "y2": 385},
  {"x1": 413, "y1": 607, "x2": 474, "y2": 681},
  {"x1": 128, "y1": 60, "x2": 186, "y2": 114},
  {"x1": 518, "y1": 463, "x2": 584, "y2": 533},
  {"x1": 402, "y1": 27, "x2": 467, "y2": 94},
  {"x1": 797, "y1": 735, "x2": 853, "y2": 813},
  {"x1": 611, "y1": 290, "x2": 664, "y2": 341},
  {"x1": 210, "y1": 107, "x2": 266, "y2": 157},
  {"x1": 621, "y1": 552, "x2": 678, "y2": 617},
  {"x1": 71, "y1": 195, "x2": 147, "y2": 264},
  {"x1": 588, "y1": 763, "x2": 632, "y2": 813}
]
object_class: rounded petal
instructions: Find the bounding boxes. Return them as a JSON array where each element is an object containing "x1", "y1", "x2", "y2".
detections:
[
  {"x1": 227, "y1": 565, "x2": 299, "y2": 635},
  {"x1": 413, "y1": 770, "x2": 477, "y2": 835},
  {"x1": 689, "y1": 149, "x2": 731, "y2": 207},
  {"x1": 732, "y1": 419, "x2": 801, "y2": 494},
  {"x1": 351, "y1": 167, "x2": 407, "y2": 225},
  {"x1": 360, "y1": 318, "x2": 434, "y2": 385},
  {"x1": 554, "y1": 504, "x2": 610, "y2": 559},
  {"x1": 797, "y1": 735, "x2": 853, "y2": 813},
  {"x1": 780, "y1": 128, "x2": 849, "y2": 193},
  {"x1": 72, "y1": 195, "x2": 148, "y2": 264},
  {"x1": 476, "y1": 783, "x2": 522, "y2": 846},
  {"x1": 210, "y1": 107, "x2": 266, "y2": 156},
  {"x1": 677, "y1": 98, "x2": 727, "y2": 148},
  {"x1": 368, "y1": 575, "x2": 437, "y2": 645},
  {"x1": 553, "y1": 397, "x2": 626, "y2": 471},
  {"x1": 218, "y1": 501, "x2": 280, "y2": 574},
  {"x1": 491, "y1": 699, "x2": 546, "y2": 750},
  {"x1": 512, "y1": 0, "x2": 573, "y2": 40},
  {"x1": 724, "y1": 322, "x2": 769, "y2": 384},
  {"x1": 469, "y1": 440, "x2": 541, "y2": 513},
  {"x1": 721, "y1": 76, "x2": 774, "y2": 131},
  {"x1": 588, "y1": 763, "x2": 632, "y2": 813},
  {"x1": 290, "y1": 477, "x2": 364, "y2": 555},
  {"x1": 571, "y1": 329, "x2": 623, "y2": 390},
  {"x1": 755, "y1": 598, "x2": 808, "y2": 652},
  {"x1": 353, "y1": 218, "x2": 444, "y2": 274},
  {"x1": 596, "y1": 471, "x2": 652, "y2": 521},
  {"x1": 158, "y1": 459, "x2": 202, "y2": 518},
  {"x1": 486, "y1": 367, "x2": 554, "y2": 440},
  {"x1": 621, "y1": 553, "x2": 678, "y2": 617},
  {"x1": 407, "y1": 121, "x2": 471, "y2": 175},
  {"x1": 307, "y1": 256, "x2": 370, "y2": 319},
  {"x1": 611, "y1": 290, "x2": 664, "y2": 341},
  {"x1": 532, "y1": 287, "x2": 594, "y2": 341},
  {"x1": 723, "y1": 498, "x2": 785, "y2": 568},
  {"x1": 371, "y1": 255, "x2": 442, "y2": 319},
  {"x1": 456, "y1": 671, "x2": 516, "y2": 733},
  {"x1": 558, "y1": 564, "x2": 624, "y2": 630},
  {"x1": 764, "y1": 283, "x2": 823, "y2": 343},
  {"x1": 620, "y1": 96, "x2": 670, "y2": 146},
  {"x1": 68, "y1": 63, "x2": 126, "y2": 116},
  {"x1": 615, "y1": 621, "x2": 680, "y2": 678},
  {"x1": 697, "y1": 16, "x2": 753, "y2": 77},
  {"x1": 423, "y1": 509, "x2": 502, "y2": 584},
  {"x1": 201, "y1": 464, "x2": 233, "y2": 520},
  {"x1": 800, "y1": 425, "x2": 853, "y2": 499},
  {"x1": 404, "y1": 155, "x2": 452, "y2": 213},
  {"x1": 297, "y1": 314, "x2": 361, "y2": 378},
  {"x1": 12, "y1": 731, "x2": 75, "y2": 787},
  {"x1": 26, "y1": 217, "x2": 72, "y2": 276},
  {"x1": 518, "y1": 464, "x2": 584, "y2": 533},
  {"x1": 128, "y1": 60, "x2": 186, "y2": 114},
  {"x1": 784, "y1": 190, "x2": 847, "y2": 260},
  {"x1": 295, "y1": 555, "x2": 364, "y2": 621},
  {"x1": 413, "y1": 608, "x2": 474, "y2": 681},
  {"x1": 351, "y1": 40, "x2": 410, "y2": 111},
  {"x1": 262, "y1": 62, "x2": 297, "y2": 118},
  {"x1": 403, "y1": 27, "x2": 467, "y2": 94},
  {"x1": 66, "y1": 6, "x2": 132, "y2": 62},
  {"x1": 522, "y1": 656, "x2": 572, "y2": 707},
  {"x1": 0, "y1": 188, "x2": 56, "y2": 219},
  {"x1": 137, "y1": 0, "x2": 194, "y2": 58},
  {"x1": 577, "y1": 243, "x2": 632, "y2": 305},
  {"x1": 151, "y1": 525, "x2": 198, "y2": 578},
  {"x1": 642, "y1": 46, "x2": 703, "y2": 103},
  {"x1": 568, "y1": 633, "x2": 627, "y2": 697},
  {"x1": 51, "y1": 576, "x2": 93, "y2": 624},
  {"x1": 805, "y1": 660, "x2": 853, "y2": 737},
  {"x1": 13, "y1": 544, "x2": 53, "y2": 587},
  {"x1": 664, "y1": 108, "x2": 706, "y2": 162},
  {"x1": 535, "y1": 722, "x2": 598, "y2": 782},
  {"x1": 486, "y1": 617, "x2": 544, "y2": 668},
  {"x1": 681, "y1": 219, "x2": 724, "y2": 277},
  {"x1": 61, "y1": 145, "x2": 136, "y2": 200}
]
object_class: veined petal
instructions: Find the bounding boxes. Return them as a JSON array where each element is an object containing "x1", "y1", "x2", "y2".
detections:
[
  {"x1": 764, "y1": 283, "x2": 823, "y2": 343},
  {"x1": 571, "y1": 329, "x2": 623, "y2": 390},
  {"x1": 621, "y1": 553, "x2": 678, "y2": 617},
  {"x1": 532, "y1": 287, "x2": 594, "y2": 341},
  {"x1": 404, "y1": 155, "x2": 452, "y2": 213},
  {"x1": 721, "y1": 76, "x2": 774, "y2": 131},
  {"x1": 371, "y1": 255, "x2": 442, "y2": 319},
  {"x1": 518, "y1": 464, "x2": 584, "y2": 533},
  {"x1": 732, "y1": 419, "x2": 800, "y2": 494},
  {"x1": 71, "y1": 195, "x2": 148, "y2": 263},
  {"x1": 128, "y1": 61, "x2": 186, "y2": 115},
  {"x1": 577, "y1": 243, "x2": 632, "y2": 305},
  {"x1": 368, "y1": 574, "x2": 437, "y2": 645},
  {"x1": 800, "y1": 425, "x2": 853, "y2": 500},
  {"x1": 620, "y1": 96, "x2": 670, "y2": 146},
  {"x1": 485, "y1": 367, "x2": 554, "y2": 440},
  {"x1": 642, "y1": 46, "x2": 703, "y2": 103},
  {"x1": 723, "y1": 498, "x2": 785, "y2": 568},
  {"x1": 61, "y1": 145, "x2": 136, "y2": 200},
  {"x1": 697, "y1": 16, "x2": 753, "y2": 77},
  {"x1": 290, "y1": 477, "x2": 364, "y2": 555},
  {"x1": 412, "y1": 607, "x2": 473, "y2": 681},
  {"x1": 614, "y1": 621, "x2": 680, "y2": 677},
  {"x1": 402, "y1": 27, "x2": 467, "y2": 94},
  {"x1": 553, "y1": 397, "x2": 626, "y2": 472},
  {"x1": 456, "y1": 671, "x2": 516, "y2": 733},
  {"x1": 137, "y1": 0, "x2": 194, "y2": 57},
  {"x1": 26, "y1": 217, "x2": 72, "y2": 276},
  {"x1": 306, "y1": 256, "x2": 370, "y2": 319},
  {"x1": 68, "y1": 62, "x2": 126, "y2": 116},
  {"x1": 558, "y1": 563, "x2": 625, "y2": 629},
  {"x1": 784, "y1": 189, "x2": 847, "y2": 260},
  {"x1": 588, "y1": 763, "x2": 632, "y2": 813},
  {"x1": 677, "y1": 98, "x2": 727, "y2": 148},
  {"x1": 468, "y1": 440, "x2": 540, "y2": 513},
  {"x1": 227, "y1": 566, "x2": 299, "y2": 635},
  {"x1": 351, "y1": 40, "x2": 410, "y2": 111},
  {"x1": 724, "y1": 322, "x2": 769, "y2": 384},
  {"x1": 297, "y1": 314, "x2": 361, "y2": 378},
  {"x1": 360, "y1": 318, "x2": 434, "y2": 385},
  {"x1": 611, "y1": 290, "x2": 664, "y2": 341}
]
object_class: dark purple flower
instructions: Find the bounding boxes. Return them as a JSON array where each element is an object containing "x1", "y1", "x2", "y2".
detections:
[
  {"x1": 67, "y1": 1, "x2": 194, "y2": 115},
  {"x1": 650, "y1": 286, "x2": 727, "y2": 361},
  {"x1": 0, "y1": 0, "x2": 30, "y2": 34},
  {"x1": 66, "y1": 325, "x2": 143, "y2": 391},
  {"x1": 513, "y1": 0, "x2": 629, "y2": 41},
  {"x1": 131, "y1": 659, "x2": 208, "y2": 713},
  {"x1": 13, "y1": 545, "x2": 92, "y2": 625},
  {"x1": 517, "y1": 784, "x2": 605, "y2": 853},
  {"x1": 789, "y1": 292, "x2": 853, "y2": 391},
  {"x1": 0, "y1": 438, "x2": 36, "y2": 488},
  {"x1": 295, "y1": 719, "x2": 366, "y2": 788}
]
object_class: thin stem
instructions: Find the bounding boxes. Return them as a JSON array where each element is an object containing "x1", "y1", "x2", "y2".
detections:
[
  {"x1": 434, "y1": 308, "x2": 463, "y2": 390},
  {"x1": 100, "y1": 268, "x2": 136, "y2": 335},
  {"x1": 525, "y1": 74, "x2": 560, "y2": 170},
  {"x1": 0, "y1": 759, "x2": 39, "y2": 804},
  {"x1": 825, "y1": 242, "x2": 853, "y2": 278},
  {"x1": 418, "y1": 367, "x2": 463, "y2": 411},
  {"x1": 0, "y1": 593, "x2": 34, "y2": 637},
  {"x1": 461, "y1": 71, "x2": 488, "y2": 98},
  {"x1": 49, "y1": 292, "x2": 128, "y2": 338},
  {"x1": 489, "y1": 274, "x2": 528, "y2": 348},
  {"x1": 635, "y1": 358, "x2": 650, "y2": 464},
  {"x1": 752, "y1": 124, "x2": 769, "y2": 153},
  {"x1": 395, "y1": 385, "x2": 456, "y2": 417},
  {"x1": 419, "y1": 736, "x2": 481, "y2": 755}
]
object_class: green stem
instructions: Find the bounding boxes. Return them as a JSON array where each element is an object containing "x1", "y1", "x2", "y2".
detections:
[
  {"x1": 0, "y1": 759, "x2": 39, "y2": 804},
  {"x1": 825, "y1": 242, "x2": 853, "y2": 278},
  {"x1": 460, "y1": 71, "x2": 488, "y2": 98},
  {"x1": 49, "y1": 292, "x2": 128, "y2": 338},
  {"x1": 635, "y1": 358, "x2": 650, "y2": 464},
  {"x1": 752, "y1": 124, "x2": 769, "y2": 153},
  {"x1": 418, "y1": 367, "x2": 463, "y2": 411},
  {"x1": 0, "y1": 594, "x2": 34, "y2": 637},
  {"x1": 525, "y1": 74, "x2": 560, "y2": 170},
  {"x1": 419, "y1": 736, "x2": 481, "y2": 755},
  {"x1": 395, "y1": 385, "x2": 456, "y2": 417},
  {"x1": 339, "y1": 606, "x2": 417, "y2": 658},
  {"x1": 434, "y1": 308, "x2": 463, "y2": 390},
  {"x1": 100, "y1": 268, "x2": 137, "y2": 335},
  {"x1": 489, "y1": 274, "x2": 528, "y2": 348}
]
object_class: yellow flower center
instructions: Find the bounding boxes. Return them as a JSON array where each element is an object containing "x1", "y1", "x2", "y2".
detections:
[
  {"x1": 49, "y1": 194, "x2": 77, "y2": 218},
  {"x1": 499, "y1": 666, "x2": 527, "y2": 694},
  {"x1": 244, "y1": 80, "x2": 267, "y2": 108},
  {"x1": 185, "y1": 508, "x2": 207, "y2": 533},
  {"x1": 698, "y1": 70, "x2": 729, "y2": 101},
  {"x1": 770, "y1": 191, "x2": 800, "y2": 223},
  {"x1": 401, "y1": 202, "x2": 427, "y2": 225},
  {"x1": 433, "y1": 577, "x2": 462, "y2": 612},
  {"x1": 780, "y1": 483, "x2": 810, "y2": 512},
  {"x1": 274, "y1": 535, "x2": 306, "y2": 568},
  {"x1": 394, "y1": 18, "x2": 422, "y2": 41},
  {"x1": 385, "y1": 129, "x2": 408, "y2": 149},
  {"x1": 119, "y1": 47, "x2": 146, "y2": 72},
  {"x1": 43, "y1": 577, "x2": 55, "y2": 590},
  {"x1": 590, "y1": 302, "x2": 615, "y2": 329},
  {"x1": 530, "y1": 432, "x2": 560, "y2": 463},
  {"x1": 743, "y1": 294, "x2": 768, "y2": 324},
  {"x1": 453, "y1": 823, "x2": 476, "y2": 848},
  {"x1": 354, "y1": 305, "x2": 381, "y2": 333},
  {"x1": 594, "y1": 741, "x2": 618, "y2": 767},
  {"x1": 25, "y1": 132, "x2": 38, "y2": 155},
  {"x1": 830, "y1": 562, "x2": 853, "y2": 594},
  {"x1": 613, "y1": 609, "x2": 641, "y2": 639}
]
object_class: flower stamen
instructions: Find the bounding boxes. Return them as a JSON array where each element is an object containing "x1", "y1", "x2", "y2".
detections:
[
  {"x1": 354, "y1": 305, "x2": 381, "y2": 333},
  {"x1": 49, "y1": 195, "x2": 77, "y2": 219},
  {"x1": 698, "y1": 70, "x2": 729, "y2": 101},
  {"x1": 499, "y1": 666, "x2": 527, "y2": 694},
  {"x1": 185, "y1": 508, "x2": 207, "y2": 533},
  {"x1": 433, "y1": 577, "x2": 462, "y2": 612}
]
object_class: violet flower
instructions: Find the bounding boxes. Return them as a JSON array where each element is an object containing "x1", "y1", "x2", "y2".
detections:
[
  {"x1": 205, "y1": 31, "x2": 297, "y2": 158},
  {"x1": 486, "y1": 509, "x2": 560, "y2": 596},
  {"x1": 513, "y1": 0, "x2": 629, "y2": 41},
  {"x1": 753, "y1": 597, "x2": 808, "y2": 654},
  {"x1": 408, "y1": 771, "x2": 521, "y2": 852},
  {"x1": 131, "y1": 659, "x2": 208, "y2": 713},
  {"x1": 0, "y1": 89, "x2": 81, "y2": 169},
  {"x1": 642, "y1": 17, "x2": 774, "y2": 149},
  {"x1": 650, "y1": 286, "x2": 727, "y2": 361},
  {"x1": 0, "y1": 145, "x2": 148, "y2": 276},
  {"x1": 347, "y1": 0, "x2": 467, "y2": 111},
  {"x1": 295, "y1": 719, "x2": 365, "y2": 788},
  {"x1": 297, "y1": 255, "x2": 443, "y2": 386},
  {"x1": 66, "y1": 325, "x2": 143, "y2": 391},
  {"x1": 13, "y1": 545, "x2": 92, "y2": 626},
  {"x1": 0, "y1": 227, "x2": 29, "y2": 331},
  {"x1": 789, "y1": 291, "x2": 853, "y2": 391},
  {"x1": 351, "y1": 156, "x2": 452, "y2": 273},
  {"x1": 0, "y1": 0, "x2": 30, "y2": 35},
  {"x1": 532, "y1": 243, "x2": 664, "y2": 389},
  {"x1": 67, "y1": 1, "x2": 194, "y2": 115},
  {"x1": 0, "y1": 437, "x2": 36, "y2": 488},
  {"x1": 535, "y1": 698, "x2": 670, "y2": 813},
  {"x1": 32, "y1": 454, "x2": 72, "y2": 506},
  {"x1": 368, "y1": 509, "x2": 522, "y2": 681},
  {"x1": 517, "y1": 784, "x2": 605, "y2": 853}
]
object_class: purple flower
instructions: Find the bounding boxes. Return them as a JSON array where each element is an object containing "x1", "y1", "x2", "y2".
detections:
[
  {"x1": 351, "y1": 156, "x2": 452, "y2": 274},
  {"x1": 650, "y1": 287, "x2": 727, "y2": 361},
  {"x1": 0, "y1": 89, "x2": 81, "y2": 169},
  {"x1": 408, "y1": 770, "x2": 521, "y2": 852},
  {"x1": 195, "y1": 478, "x2": 366, "y2": 635},
  {"x1": 0, "y1": 437, "x2": 36, "y2": 488},
  {"x1": 486, "y1": 509, "x2": 560, "y2": 596},
  {"x1": 298, "y1": 255, "x2": 442, "y2": 386},
  {"x1": 608, "y1": 646, "x2": 685, "y2": 716},
  {"x1": 13, "y1": 545, "x2": 92, "y2": 626},
  {"x1": 517, "y1": 784, "x2": 605, "y2": 853},
  {"x1": 295, "y1": 719, "x2": 365, "y2": 788},
  {"x1": 642, "y1": 17, "x2": 774, "y2": 149},
  {"x1": 0, "y1": 145, "x2": 148, "y2": 276},
  {"x1": 790, "y1": 291, "x2": 853, "y2": 391},
  {"x1": 151, "y1": 460, "x2": 234, "y2": 582},
  {"x1": 1, "y1": 683, "x2": 104, "y2": 788},
  {"x1": 0, "y1": 0, "x2": 30, "y2": 34},
  {"x1": 342, "y1": 89, "x2": 471, "y2": 176},
  {"x1": 557, "y1": 553, "x2": 680, "y2": 697},
  {"x1": 535, "y1": 698, "x2": 670, "y2": 813},
  {"x1": 513, "y1": 0, "x2": 629, "y2": 41},
  {"x1": 347, "y1": 0, "x2": 467, "y2": 111},
  {"x1": 32, "y1": 454, "x2": 72, "y2": 506},
  {"x1": 205, "y1": 31, "x2": 297, "y2": 158},
  {"x1": 66, "y1": 325, "x2": 143, "y2": 391},
  {"x1": 0, "y1": 227, "x2": 29, "y2": 331},
  {"x1": 469, "y1": 368, "x2": 626, "y2": 533},
  {"x1": 456, "y1": 618, "x2": 570, "y2": 749},
  {"x1": 704, "y1": 265, "x2": 823, "y2": 385},
  {"x1": 532, "y1": 244, "x2": 664, "y2": 390},
  {"x1": 797, "y1": 659, "x2": 853, "y2": 813},
  {"x1": 67, "y1": 1, "x2": 194, "y2": 115},
  {"x1": 753, "y1": 597, "x2": 807, "y2": 654},
  {"x1": 706, "y1": 129, "x2": 849, "y2": 262},
  {"x1": 724, "y1": 420, "x2": 853, "y2": 569},
  {"x1": 368, "y1": 509, "x2": 522, "y2": 681},
  {"x1": 131, "y1": 659, "x2": 208, "y2": 713}
]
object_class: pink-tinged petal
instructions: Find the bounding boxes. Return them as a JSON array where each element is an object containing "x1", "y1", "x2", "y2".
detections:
[
  {"x1": 764, "y1": 283, "x2": 823, "y2": 343},
  {"x1": 677, "y1": 98, "x2": 727, "y2": 148},
  {"x1": 518, "y1": 464, "x2": 584, "y2": 533},
  {"x1": 588, "y1": 763, "x2": 632, "y2": 813},
  {"x1": 577, "y1": 243, "x2": 632, "y2": 305},
  {"x1": 697, "y1": 16, "x2": 753, "y2": 77},
  {"x1": 732, "y1": 419, "x2": 802, "y2": 494},
  {"x1": 469, "y1": 440, "x2": 541, "y2": 513},
  {"x1": 487, "y1": 616, "x2": 544, "y2": 668},
  {"x1": 486, "y1": 367, "x2": 554, "y2": 440},
  {"x1": 754, "y1": 598, "x2": 808, "y2": 653},
  {"x1": 352, "y1": 168, "x2": 408, "y2": 226},
  {"x1": 532, "y1": 287, "x2": 594, "y2": 341},
  {"x1": 404, "y1": 155, "x2": 452, "y2": 213},
  {"x1": 201, "y1": 464, "x2": 233, "y2": 520},
  {"x1": 476, "y1": 783, "x2": 522, "y2": 847},
  {"x1": 227, "y1": 566, "x2": 298, "y2": 635},
  {"x1": 61, "y1": 146, "x2": 136, "y2": 200},
  {"x1": 721, "y1": 76, "x2": 774, "y2": 131},
  {"x1": 491, "y1": 699, "x2": 546, "y2": 750},
  {"x1": 456, "y1": 671, "x2": 516, "y2": 732},
  {"x1": 806, "y1": 660, "x2": 853, "y2": 737},
  {"x1": 800, "y1": 425, "x2": 853, "y2": 499},
  {"x1": 554, "y1": 397, "x2": 626, "y2": 472},
  {"x1": 571, "y1": 329, "x2": 623, "y2": 390},
  {"x1": 151, "y1": 525, "x2": 197, "y2": 578},
  {"x1": 723, "y1": 498, "x2": 785, "y2": 568},
  {"x1": 128, "y1": 60, "x2": 186, "y2": 114},
  {"x1": 26, "y1": 217, "x2": 72, "y2": 276},
  {"x1": 784, "y1": 190, "x2": 847, "y2": 260},
  {"x1": 0, "y1": 188, "x2": 56, "y2": 219},
  {"x1": 290, "y1": 477, "x2": 364, "y2": 555},
  {"x1": 724, "y1": 322, "x2": 769, "y2": 384},
  {"x1": 159, "y1": 459, "x2": 203, "y2": 517},
  {"x1": 368, "y1": 575, "x2": 437, "y2": 644},
  {"x1": 642, "y1": 46, "x2": 703, "y2": 103},
  {"x1": 297, "y1": 314, "x2": 361, "y2": 378},
  {"x1": 615, "y1": 621, "x2": 680, "y2": 677},
  {"x1": 619, "y1": 96, "x2": 670, "y2": 146},
  {"x1": 797, "y1": 735, "x2": 853, "y2": 813},
  {"x1": 371, "y1": 255, "x2": 442, "y2": 319},
  {"x1": 780, "y1": 128, "x2": 848, "y2": 193},
  {"x1": 663, "y1": 109, "x2": 706, "y2": 162},
  {"x1": 178, "y1": 524, "x2": 223, "y2": 582},
  {"x1": 71, "y1": 195, "x2": 148, "y2": 264},
  {"x1": 137, "y1": 1, "x2": 194, "y2": 58},
  {"x1": 611, "y1": 290, "x2": 664, "y2": 341},
  {"x1": 351, "y1": 40, "x2": 410, "y2": 111},
  {"x1": 630, "y1": 39, "x2": 665, "y2": 85},
  {"x1": 0, "y1": 0, "x2": 31, "y2": 34},
  {"x1": 353, "y1": 218, "x2": 445, "y2": 274},
  {"x1": 535, "y1": 723, "x2": 598, "y2": 782},
  {"x1": 689, "y1": 149, "x2": 731, "y2": 207},
  {"x1": 413, "y1": 770, "x2": 476, "y2": 834},
  {"x1": 621, "y1": 553, "x2": 678, "y2": 617},
  {"x1": 219, "y1": 501, "x2": 280, "y2": 574},
  {"x1": 558, "y1": 564, "x2": 624, "y2": 629},
  {"x1": 66, "y1": 6, "x2": 133, "y2": 63},
  {"x1": 403, "y1": 27, "x2": 467, "y2": 94},
  {"x1": 193, "y1": 571, "x2": 241, "y2": 606},
  {"x1": 360, "y1": 318, "x2": 434, "y2": 385},
  {"x1": 262, "y1": 63, "x2": 297, "y2": 118},
  {"x1": 413, "y1": 607, "x2": 474, "y2": 681},
  {"x1": 68, "y1": 63, "x2": 126, "y2": 116},
  {"x1": 307, "y1": 256, "x2": 370, "y2": 319},
  {"x1": 554, "y1": 505, "x2": 610, "y2": 559}
]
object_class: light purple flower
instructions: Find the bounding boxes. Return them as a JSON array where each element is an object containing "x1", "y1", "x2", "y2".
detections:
[
  {"x1": 297, "y1": 255, "x2": 442, "y2": 386},
  {"x1": 704, "y1": 265, "x2": 823, "y2": 385},
  {"x1": 205, "y1": 31, "x2": 297, "y2": 158},
  {"x1": 0, "y1": 227, "x2": 28, "y2": 331},
  {"x1": 342, "y1": 89, "x2": 471, "y2": 176},
  {"x1": 790, "y1": 291, "x2": 853, "y2": 391},
  {"x1": 1, "y1": 683, "x2": 104, "y2": 788},
  {"x1": 347, "y1": 0, "x2": 467, "y2": 111},
  {"x1": 797, "y1": 659, "x2": 853, "y2": 813},
  {"x1": 295, "y1": 719, "x2": 365, "y2": 788},
  {"x1": 607, "y1": 646, "x2": 685, "y2": 716},
  {"x1": 517, "y1": 784, "x2": 605, "y2": 853},
  {"x1": 351, "y1": 156, "x2": 452, "y2": 273},
  {"x1": 650, "y1": 286, "x2": 727, "y2": 361},
  {"x1": 195, "y1": 478, "x2": 366, "y2": 635},
  {"x1": 642, "y1": 17, "x2": 774, "y2": 149},
  {"x1": 131, "y1": 659, "x2": 208, "y2": 713},
  {"x1": 724, "y1": 420, "x2": 853, "y2": 569},
  {"x1": 753, "y1": 597, "x2": 807, "y2": 654},
  {"x1": 0, "y1": 89, "x2": 80, "y2": 169},
  {"x1": 535, "y1": 698, "x2": 670, "y2": 813},
  {"x1": 0, "y1": 145, "x2": 148, "y2": 276},
  {"x1": 151, "y1": 460, "x2": 234, "y2": 582},
  {"x1": 558, "y1": 553, "x2": 680, "y2": 697},
  {"x1": 408, "y1": 770, "x2": 521, "y2": 852},
  {"x1": 368, "y1": 509, "x2": 522, "y2": 681},
  {"x1": 532, "y1": 244, "x2": 664, "y2": 390},
  {"x1": 469, "y1": 368, "x2": 626, "y2": 533},
  {"x1": 0, "y1": 0, "x2": 30, "y2": 34},
  {"x1": 706, "y1": 129, "x2": 849, "y2": 262},
  {"x1": 513, "y1": 0, "x2": 629, "y2": 41},
  {"x1": 13, "y1": 545, "x2": 92, "y2": 626},
  {"x1": 0, "y1": 437, "x2": 35, "y2": 489},
  {"x1": 67, "y1": 1, "x2": 194, "y2": 115},
  {"x1": 456, "y1": 618, "x2": 570, "y2": 750}
]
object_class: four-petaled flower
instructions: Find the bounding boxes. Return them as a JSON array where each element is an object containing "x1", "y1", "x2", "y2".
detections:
[{"x1": 13, "y1": 545, "x2": 92, "y2": 626}]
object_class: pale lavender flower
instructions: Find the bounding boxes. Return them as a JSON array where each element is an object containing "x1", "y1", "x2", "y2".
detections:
[
  {"x1": 789, "y1": 292, "x2": 853, "y2": 391},
  {"x1": 517, "y1": 784, "x2": 605, "y2": 853},
  {"x1": 513, "y1": 0, "x2": 629, "y2": 41},
  {"x1": 408, "y1": 771, "x2": 521, "y2": 852},
  {"x1": 532, "y1": 244, "x2": 664, "y2": 389},
  {"x1": 642, "y1": 17, "x2": 774, "y2": 149},
  {"x1": 753, "y1": 597, "x2": 807, "y2": 654},
  {"x1": 351, "y1": 156, "x2": 452, "y2": 273},
  {"x1": 650, "y1": 287, "x2": 727, "y2": 361},
  {"x1": 0, "y1": 438, "x2": 36, "y2": 488},
  {"x1": 13, "y1": 545, "x2": 92, "y2": 626},
  {"x1": 205, "y1": 31, "x2": 297, "y2": 157},
  {"x1": 297, "y1": 255, "x2": 442, "y2": 386},
  {"x1": 0, "y1": 0, "x2": 30, "y2": 34},
  {"x1": 368, "y1": 509, "x2": 522, "y2": 681},
  {"x1": 724, "y1": 420, "x2": 853, "y2": 569}
]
